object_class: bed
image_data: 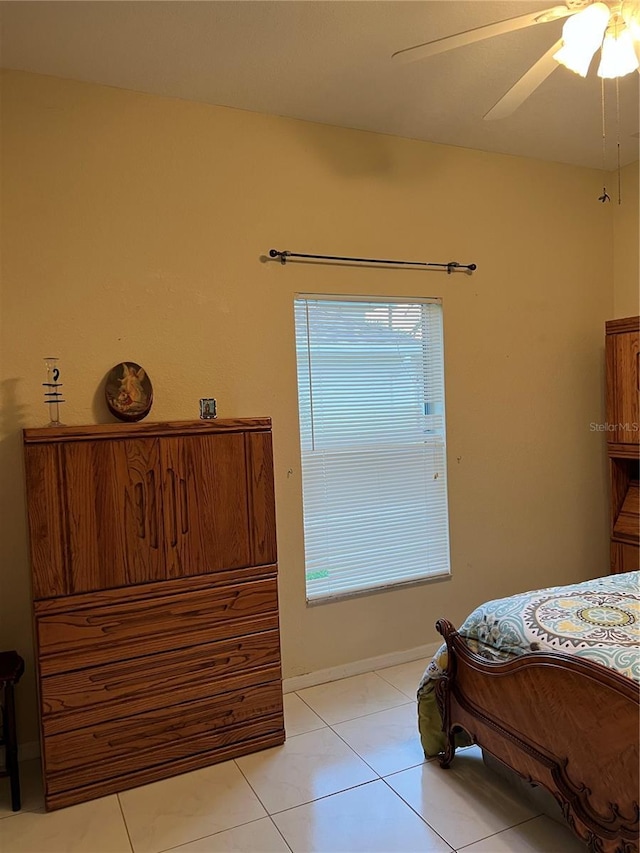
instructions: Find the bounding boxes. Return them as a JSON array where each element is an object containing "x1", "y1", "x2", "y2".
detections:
[{"x1": 417, "y1": 571, "x2": 639, "y2": 853}]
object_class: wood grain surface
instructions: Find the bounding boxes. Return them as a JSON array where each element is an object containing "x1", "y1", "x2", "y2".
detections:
[
  {"x1": 23, "y1": 418, "x2": 272, "y2": 444},
  {"x1": 37, "y1": 578, "x2": 280, "y2": 675},
  {"x1": 611, "y1": 541, "x2": 640, "y2": 573},
  {"x1": 44, "y1": 722, "x2": 285, "y2": 809},
  {"x1": 436, "y1": 620, "x2": 639, "y2": 853},
  {"x1": 63, "y1": 438, "x2": 166, "y2": 592},
  {"x1": 43, "y1": 681, "x2": 284, "y2": 775},
  {"x1": 24, "y1": 443, "x2": 67, "y2": 599},
  {"x1": 23, "y1": 419, "x2": 284, "y2": 810},
  {"x1": 606, "y1": 320, "x2": 640, "y2": 575},
  {"x1": 41, "y1": 631, "x2": 282, "y2": 728},
  {"x1": 162, "y1": 433, "x2": 251, "y2": 577},
  {"x1": 606, "y1": 324, "x2": 640, "y2": 445},
  {"x1": 246, "y1": 431, "x2": 278, "y2": 566}
]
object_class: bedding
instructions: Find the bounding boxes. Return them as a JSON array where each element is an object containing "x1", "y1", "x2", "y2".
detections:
[{"x1": 417, "y1": 570, "x2": 640, "y2": 757}]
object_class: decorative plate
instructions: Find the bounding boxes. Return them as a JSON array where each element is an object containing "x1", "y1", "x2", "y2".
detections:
[{"x1": 105, "y1": 362, "x2": 153, "y2": 422}]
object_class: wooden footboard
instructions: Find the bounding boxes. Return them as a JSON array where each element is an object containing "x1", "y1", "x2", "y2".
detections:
[{"x1": 435, "y1": 619, "x2": 640, "y2": 853}]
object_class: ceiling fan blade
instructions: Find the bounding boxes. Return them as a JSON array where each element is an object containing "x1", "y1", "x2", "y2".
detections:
[
  {"x1": 392, "y1": 6, "x2": 573, "y2": 64},
  {"x1": 483, "y1": 39, "x2": 563, "y2": 120}
]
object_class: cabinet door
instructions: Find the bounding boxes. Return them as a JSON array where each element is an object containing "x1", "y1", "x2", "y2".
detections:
[
  {"x1": 246, "y1": 430, "x2": 277, "y2": 566},
  {"x1": 606, "y1": 329, "x2": 640, "y2": 444},
  {"x1": 24, "y1": 444, "x2": 68, "y2": 599},
  {"x1": 162, "y1": 434, "x2": 251, "y2": 577},
  {"x1": 63, "y1": 439, "x2": 165, "y2": 592}
]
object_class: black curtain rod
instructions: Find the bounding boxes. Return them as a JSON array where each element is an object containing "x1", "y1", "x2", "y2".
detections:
[{"x1": 268, "y1": 249, "x2": 476, "y2": 274}]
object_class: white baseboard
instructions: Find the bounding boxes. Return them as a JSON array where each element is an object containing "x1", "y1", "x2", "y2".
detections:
[
  {"x1": 18, "y1": 740, "x2": 41, "y2": 762},
  {"x1": 282, "y1": 641, "x2": 441, "y2": 694}
]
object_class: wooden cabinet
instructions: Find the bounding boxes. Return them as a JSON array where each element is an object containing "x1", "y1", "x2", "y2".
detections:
[
  {"x1": 606, "y1": 321, "x2": 640, "y2": 445},
  {"x1": 606, "y1": 318, "x2": 640, "y2": 574},
  {"x1": 23, "y1": 419, "x2": 284, "y2": 810}
]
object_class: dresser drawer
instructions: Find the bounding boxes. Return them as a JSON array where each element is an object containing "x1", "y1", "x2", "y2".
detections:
[
  {"x1": 37, "y1": 578, "x2": 279, "y2": 676},
  {"x1": 41, "y1": 630, "x2": 282, "y2": 732},
  {"x1": 43, "y1": 681, "x2": 284, "y2": 785}
]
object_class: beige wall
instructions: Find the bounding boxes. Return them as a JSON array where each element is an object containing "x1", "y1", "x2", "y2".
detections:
[
  {"x1": 1, "y1": 71, "x2": 614, "y2": 746},
  {"x1": 613, "y1": 160, "x2": 640, "y2": 319}
]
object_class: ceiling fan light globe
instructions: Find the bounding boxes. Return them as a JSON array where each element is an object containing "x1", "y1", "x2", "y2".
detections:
[
  {"x1": 597, "y1": 27, "x2": 640, "y2": 76},
  {"x1": 553, "y1": 42, "x2": 596, "y2": 74},
  {"x1": 553, "y1": 2, "x2": 611, "y2": 75}
]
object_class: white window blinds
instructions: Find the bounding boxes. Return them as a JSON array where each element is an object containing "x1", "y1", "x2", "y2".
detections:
[{"x1": 294, "y1": 295, "x2": 451, "y2": 602}]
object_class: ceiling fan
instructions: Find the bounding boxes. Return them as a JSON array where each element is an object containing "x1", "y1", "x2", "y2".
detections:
[{"x1": 392, "y1": 0, "x2": 640, "y2": 120}]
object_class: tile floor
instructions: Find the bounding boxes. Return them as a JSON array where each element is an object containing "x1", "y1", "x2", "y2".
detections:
[{"x1": 0, "y1": 659, "x2": 587, "y2": 853}]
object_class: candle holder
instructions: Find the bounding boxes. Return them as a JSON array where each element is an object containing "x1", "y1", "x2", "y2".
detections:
[{"x1": 43, "y1": 357, "x2": 65, "y2": 427}]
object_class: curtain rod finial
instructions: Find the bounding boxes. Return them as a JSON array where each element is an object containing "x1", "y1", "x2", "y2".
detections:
[{"x1": 269, "y1": 249, "x2": 289, "y2": 264}]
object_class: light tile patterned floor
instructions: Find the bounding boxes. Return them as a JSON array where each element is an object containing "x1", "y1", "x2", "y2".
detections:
[{"x1": 0, "y1": 661, "x2": 587, "y2": 852}]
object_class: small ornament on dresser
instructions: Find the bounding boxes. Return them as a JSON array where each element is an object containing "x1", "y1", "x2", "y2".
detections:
[
  {"x1": 200, "y1": 398, "x2": 217, "y2": 419},
  {"x1": 43, "y1": 357, "x2": 65, "y2": 426},
  {"x1": 105, "y1": 362, "x2": 153, "y2": 422}
]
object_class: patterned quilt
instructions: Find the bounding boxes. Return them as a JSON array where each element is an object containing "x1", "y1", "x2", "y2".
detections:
[{"x1": 417, "y1": 571, "x2": 640, "y2": 757}]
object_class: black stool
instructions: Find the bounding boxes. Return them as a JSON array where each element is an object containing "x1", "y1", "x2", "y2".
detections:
[{"x1": 0, "y1": 651, "x2": 25, "y2": 811}]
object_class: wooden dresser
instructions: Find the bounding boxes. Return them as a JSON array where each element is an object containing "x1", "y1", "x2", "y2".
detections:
[
  {"x1": 23, "y1": 418, "x2": 284, "y2": 811},
  {"x1": 606, "y1": 318, "x2": 640, "y2": 574}
]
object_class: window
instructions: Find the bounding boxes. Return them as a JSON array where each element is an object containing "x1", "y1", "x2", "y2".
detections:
[{"x1": 294, "y1": 295, "x2": 451, "y2": 602}]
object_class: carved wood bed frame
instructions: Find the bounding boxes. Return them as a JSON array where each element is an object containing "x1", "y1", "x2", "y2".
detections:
[{"x1": 434, "y1": 619, "x2": 639, "y2": 853}]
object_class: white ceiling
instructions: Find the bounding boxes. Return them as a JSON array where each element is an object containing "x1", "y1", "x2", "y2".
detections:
[{"x1": 1, "y1": 0, "x2": 639, "y2": 170}]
